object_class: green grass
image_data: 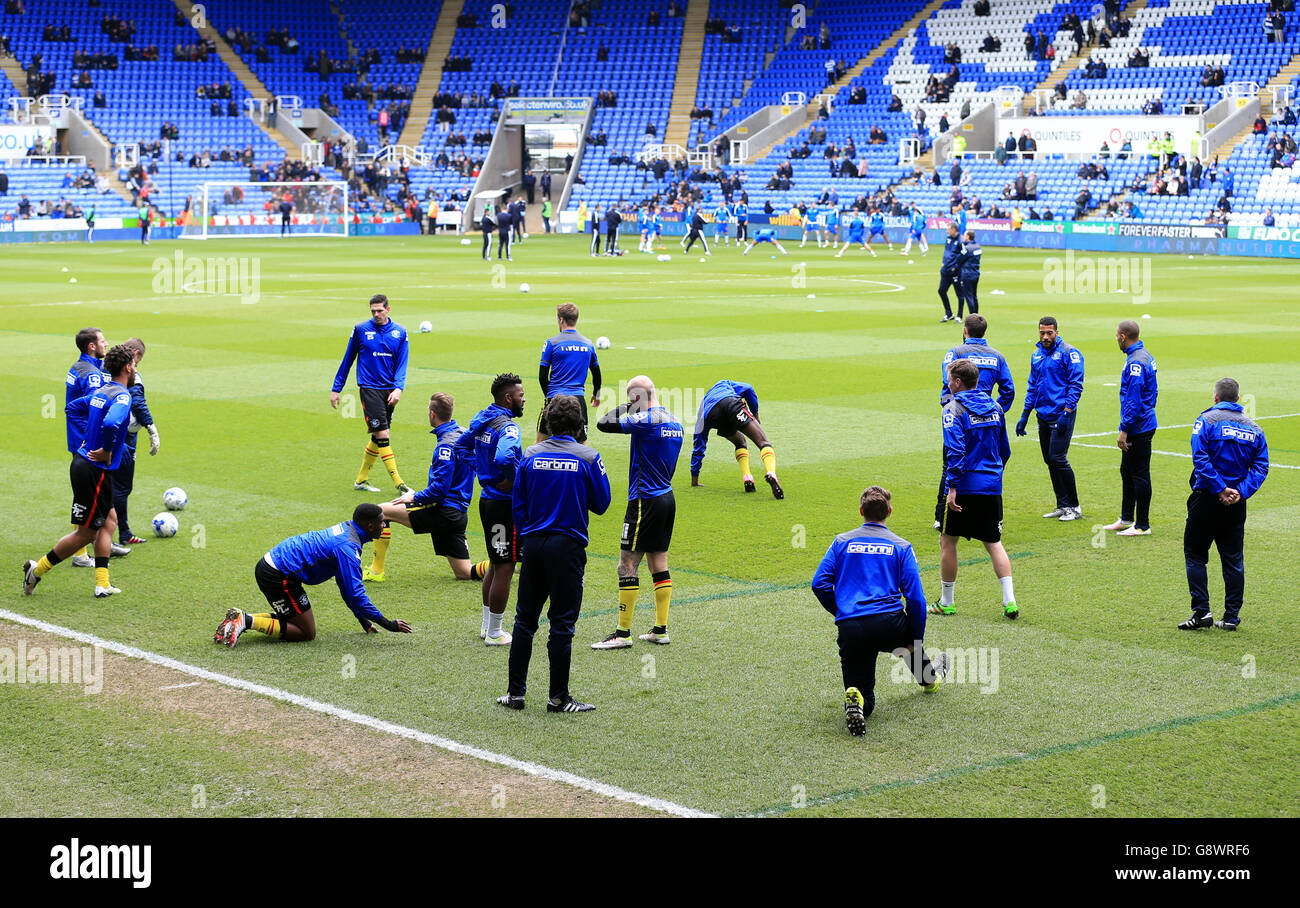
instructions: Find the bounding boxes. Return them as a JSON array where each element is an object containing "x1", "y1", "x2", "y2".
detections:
[{"x1": 1, "y1": 234, "x2": 1297, "y2": 817}]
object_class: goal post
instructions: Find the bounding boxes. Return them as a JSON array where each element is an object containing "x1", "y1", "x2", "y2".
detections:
[{"x1": 179, "y1": 180, "x2": 349, "y2": 239}]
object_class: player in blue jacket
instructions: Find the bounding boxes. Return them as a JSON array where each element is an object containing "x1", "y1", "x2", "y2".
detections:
[
  {"x1": 214, "y1": 502, "x2": 413, "y2": 646},
  {"x1": 866, "y1": 206, "x2": 891, "y2": 253},
  {"x1": 498, "y1": 396, "x2": 612, "y2": 713},
  {"x1": 933, "y1": 360, "x2": 1017, "y2": 619},
  {"x1": 813, "y1": 485, "x2": 949, "y2": 734},
  {"x1": 1016, "y1": 316, "x2": 1085, "y2": 521},
  {"x1": 1104, "y1": 321, "x2": 1159, "y2": 536},
  {"x1": 835, "y1": 211, "x2": 871, "y2": 257},
  {"x1": 902, "y1": 203, "x2": 928, "y2": 256},
  {"x1": 733, "y1": 199, "x2": 749, "y2": 242},
  {"x1": 331, "y1": 294, "x2": 412, "y2": 495},
  {"x1": 938, "y1": 222, "x2": 963, "y2": 322},
  {"x1": 457, "y1": 373, "x2": 527, "y2": 644},
  {"x1": 369, "y1": 392, "x2": 481, "y2": 590},
  {"x1": 957, "y1": 231, "x2": 981, "y2": 317},
  {"x1": 25, "y1": 345, "x2": 138, "y2": 598},
  {"x1": 64, "y1": 327, "x2": 115, "y2": 566},
  {"x1": 690, "y1": 379, "x2": 783, "y2": 498},
  {"x1": 712, "y1": 201, "x2": 731, "y2": 247},
  {"x1": 1179, "y1": 378, "x2": 1269, "y2": 631}
]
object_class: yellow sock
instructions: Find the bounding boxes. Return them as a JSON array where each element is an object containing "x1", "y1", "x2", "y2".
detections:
[
  {"x1": 471, "y1": 560, "x2": 489, "y2": 581},
  {"x1": 371, "y1": 524, "x2": 391, "y2": 574},
  {"x1": 251, "y1": 613, "x2": 282, "y2": 637},
  {"x1": 652, "y1": 572, "x2": 672, "y2": 628},
  {"x1": 376, "y1": 439, "x2": 404, "y2": 487},
  {"x1": 84, "y1": 544, "x2": 93, "y2": 559},
  {"x1": 735, "y1": 447, "x2": 751, "y2": 478},
  {"x1": 356, "y1": 442, "x2": 380, "y2": 483},
  {"x1": 94, "y1": 567, "x2": 109, "y2": 588},
  {"x1": 35, "y1": 555, "x2": 56, "y2": 577},
  {"x1": 618, "y1": 577, "x2": 639, "y2": 632},
  {"x1": 760, "y1": 445, "x2": 776, "y2": 475}
]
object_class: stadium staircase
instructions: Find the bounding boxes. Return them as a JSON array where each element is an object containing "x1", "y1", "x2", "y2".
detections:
[
  {"x1": 397, "y1": 0, "x2": 465, "y2": 149},
  {"x1": 328, "y1": 1, "x2": 360, "y2": 62},
  {"x1": 664, "y1": 0, "x2": 709, "y2": 148},
  {"x1": 0, "y1": 51, "x2": 26, "y2": 100},
  {"x1": 169, "y1": 0, "x2": 301, "y2": 158},
  {"x1": 747, "y1": 0, "x2": 950, "y2": 164},
  {"x1": 1021, "y1": 0, "x2": 1150, "y2": 114}
]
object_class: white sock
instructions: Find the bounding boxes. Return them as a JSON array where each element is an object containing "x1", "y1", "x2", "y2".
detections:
[
  {"x1": 999, "y1": 576, "x2": 1015, "y2": 605},
  {"x1": 481, "y1": 605, "x2": 491, "y2": 632},
  {"x1": 488, "y1": 610, "x2": 504, "y2": 637},
  {"x1": 941, "y1": 580, "x2": 956, "y2": 606}
]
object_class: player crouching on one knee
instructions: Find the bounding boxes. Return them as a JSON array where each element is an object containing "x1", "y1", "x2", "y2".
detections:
[{"x1": 813, "y1": 486, "x2": 949, "y2": 736}]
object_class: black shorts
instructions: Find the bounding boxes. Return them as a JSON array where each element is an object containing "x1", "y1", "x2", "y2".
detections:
[
  {"x1": 255, "y1": 556, "x2": 312, "y2": 617},
  {"x1": 69, "y1": 456, "x2": 115, "y2": 529},
  {"x1": 407, "y1": 504, "x2": 470, "y2": 559},
  {"x1": 706, "y1": 395, "x2": 755, "y2": 438},
  {"x1": 359, "y1": 386, "x2": 396, "y2": 432},
  {"x1": 941, "y1": 492, "x2": 1003, "y2": 543},
  {"x1": 479, "y1": 497, "x2": 519, "y2": 564},
  {"x1": 621, "y1": 492, "x2": 676, "y2": 553},
  {"x1": 536, "y1": 393, "x2": 589, "y2": 443}
]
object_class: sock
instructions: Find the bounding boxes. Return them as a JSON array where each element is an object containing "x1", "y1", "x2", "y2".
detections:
[
  {"x1": 652, "y1": 570, "x2": 672, "y2": 629},
  {"x1": 735, "y1": 447, "x2": 751, "y2": 479},
  {"x1": 999, "y1": 575, "x2": 1015, "y2": 605},
  {"x1": 481, "y1": 605, "x2": 492, "y2": 633},
  {"x1": 487, "y1": 610, "x2": 504, "y2": 637},
  {"x1": 94, "y1": 558, "x2": 110, "y2": 588},
  {"x1": 371, "y1": 522, "x2": 390, "y2": 574},
  {"x1": 941, "y1": 580, "x2": 956, "y2": 606},
  {"x1": 471, "y1": 560, "x2": 489, "y2": 581},
  {"x1": 759, "y1": 445, "x2": 776, "y2": 476},
  {"x1": 83, "y1": 543, "x2": 93, "y2": 559},
  {"x1": 241, "y1": 611, "x2": 254, "y2": 630},
  {"x1": 376, "y1": 438, "x2": 403, "y2": 487},
  {"x1": 617, "y1": 576, "x2": 639, "y2": 632},
  {"x1": 35, "y1": 550, "x2": 61, "y2": 577},
  {"x1": 356, "y1": 441, "x2": 380, "y2": 483},
  {"x1": 251, "y1": 613, "x2": 282, "y2": 637}
]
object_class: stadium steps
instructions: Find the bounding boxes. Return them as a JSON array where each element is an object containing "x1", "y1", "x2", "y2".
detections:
[
  {"x1": 664, "y1": 0, "x2": 709, "y2": 149},
  {"x1": 397, "y1": 0, "x2": 466, "y2": 149},
  {"x1": 0, "y1": 51, "x2": 26, "y2": 100},
  {"x1": 1259, "y1": 49, "x2": 1300, "y2": 120},
  {"x1": 328, "y1": 0, "x2": 360, "y2": 61},
  {"x1": 1022, "y1": 0, "x2": 1151, "y2": 114},
  {"x1": 170, "y1": 0, "x2": 301, "y2": 158},
  {"x1": 747, "y1": 0, "x2": 951, "y2": 164},
  {"x1": 69, "y1": 116, "x2": 141, "y2": 213}
]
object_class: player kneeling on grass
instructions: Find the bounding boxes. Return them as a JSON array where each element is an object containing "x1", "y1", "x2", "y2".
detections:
[
  {"x1": 933, "y1": 360, "x2": 1018, "y2": 619},
  {"x1": 591, "y1": 375, "x2": 684, "y2": 649},
  {"x1": 214, "y1": 503, "x2": 412, "y2": 647},
  {"x1": 742, "y1": 227, "x2": 789, "y2": 256},
  {"x1": 691, "y1": 379, "x2": 783, "y2": 498},
  {"x1": 367, "y1": 392, "x2": 481, "y2": 586},
  {"x1": 812, "y1": 486, "x2": 949, "y2": 735}
]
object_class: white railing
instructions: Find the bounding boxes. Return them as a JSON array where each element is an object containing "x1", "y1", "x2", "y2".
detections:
[
  {"x1": 782, "y1": 91, "x2": 809, "y2": 109},
  {"x1": 7, "y1": 97, "x2": 35, "y2": 123},
  {"x1": 302, "y1": 141, "x2": 323, "y2": 166},
  {"x1": 16, "y1": 155, "x2": 87, "y2": 167},
  {"x1": 899, "y1": 136, "x2": 920, "y2": 165},
  {"x1": 114, "y1": 143, "x2": 139, "y2": 168}
]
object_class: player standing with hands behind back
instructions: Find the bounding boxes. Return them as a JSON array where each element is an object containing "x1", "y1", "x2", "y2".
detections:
[
  {"x1": 537, "y1": 303, "x2": 601, "y2": 443},
  {"x1": 1016, "y1": 316, "x2": 1084, "y2": 521}
]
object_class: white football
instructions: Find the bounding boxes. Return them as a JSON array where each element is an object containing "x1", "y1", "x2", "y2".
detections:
[
  {"x1": 523, "y1": 232, "x2": 530, "y2": 239},
  {"x1": 163, "y1": 487, "x2": 188, "y2": 510},
  {"x1": 520, "y1": 283, "x2": 531, "y2": 293},
  {"x1": 152, "y1": 512, "x2": 178, "y2": 538},
  {"x1": 596, "y1": 336, "x2": 611, "y2": 349},
  {"x1": 460, "y1": 238, "x2": 471, "y2": 246},
  {"x1": 657, "y1": 254, "x2": 671, "y2": 262},
  {"x1": 419, "y1": 320, "x2": 433, "y2": 333}
]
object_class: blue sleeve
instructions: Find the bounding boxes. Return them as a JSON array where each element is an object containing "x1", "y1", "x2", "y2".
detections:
[
  {"x1": 1190, "y1": 419, "x2": 1224, "y2": 493},
  {"x1": 129, "y1": 383, "x2": 154, "y2": 428},
  {"x1": 588, "y1": 454, "x2": 612, "y2": 516},
  {"x1": 1239, "y1": 435, "x2": 1270, "y2": 500},
  {"x1": 690, "y1": 430, "x2": 707, "y2": 476},
  {"x1": 997, "y1": 356, "x2": 1016, "y2": 413},
  {"x1": 454, "y1": 426, "x2": 476, "y2": 459},
  {"x1": 939, "y1": 350, "x2": 955, "y2": 406},
  {"x1": 1022, "y1": 357, "x2": 1038, "y2": 414},
  {"x1": 332, "y1": 327, "x2": 359, "y2": 393},
  {"x1": 334, "y1": 546, "x2": 384, "y2": 622},
  {"x1": 1119, "y1": 362, "x2": 1141, "y2": 433},
  {"x1": 741, "y1": 387, "x2": 759, "y2": 417},
  {"x1": 998, "y1": 413, "x2": 1012, "y2": 465},
  {"x1": 393, "y1": 332, "x2": 409, "y2": 390},
  {"x1": 811, "y1": 542, "x2": 838, "y2": 614},
  {"x1": 539, "y1": 338, "x2": 552, "y2": 367},
  {"x1": 942, "y1": 411, "x2": 965, "y2": 487},
  {"x1": 99, "y1": 394, "x2": 133, "y2": 454},
  {"x1": 494, "y1": 426, "x2": 522, "y2": 473},
  {"x1": 511, "y1": 458, "x2": 529, "y2": 529},
  {"x1": 1064, "y1": 348, "x2": 1085, "y2": 411},
  {"x1": 412, "y1": 442, "x2": 451, "y2": 505},
  {"x1": 899, "y1": 545, "x2": 927, "y2": 641}
]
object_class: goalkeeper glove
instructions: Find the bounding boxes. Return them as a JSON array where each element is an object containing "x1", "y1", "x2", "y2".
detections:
[{"x1": 147, "y1": 424, "x2": 160, "y2": 455}]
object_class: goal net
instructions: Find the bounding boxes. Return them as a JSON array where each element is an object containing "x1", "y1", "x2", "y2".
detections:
[{"x1": 179, "y1": 181, "x2": 349, "y2": 239}]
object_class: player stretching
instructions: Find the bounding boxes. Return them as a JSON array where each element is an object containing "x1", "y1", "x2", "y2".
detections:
[
  {"x1": 902, "y1": 203, "x2": 928, "y2": 256},
  {"x1": 821, "y1": 206, "x2": 840, "y2": 249},
  {"x1": 331, "y1": 294, "x2": 412, "y2": 496},
  {"x1": 690, "y1": 379, "x2": 783, "y2": 498},
  {"x1": 24, "y1": 344, "x2": 137, "y2": 598},
  {"x1": 366, "y1": 392, "x2": 482, "y2": 588},
  {"x1": 836, "y1": 210, "x2": 871, "y2": 257},
  {"x1": 592, "y1": 376, "x2": 684, "y2": 649},
  {"x1": 866, "y1": 206, "x2": 892, "y2": 252},
  {"x1": 742, "y1": 227, "x2": 790, "y2": 255},
  {"x1": 214, "y1": 503, "x2": 413, "y2": 646},
  {"x1": 457, "y1": 373, "x2": 526, "y2": 644}
]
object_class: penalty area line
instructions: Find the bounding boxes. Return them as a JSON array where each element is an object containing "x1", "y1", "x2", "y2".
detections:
[{"x1": 0, "y1": 608, "x2": 716, "y2": 819}]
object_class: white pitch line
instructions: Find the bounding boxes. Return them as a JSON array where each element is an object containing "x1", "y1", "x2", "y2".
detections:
[
  {"x1": 0, "y1": 608, "x2": 716, "y2": 819},
  {"x1": 158, "y1": 681, "x2": 201, "y2": 690},
  {"x1": 1072, "y1": 441, "x2": 1300, "y2": 470},
  {"x1": 1073, "y1": 412, "x2": 1300, "y2": 440}
]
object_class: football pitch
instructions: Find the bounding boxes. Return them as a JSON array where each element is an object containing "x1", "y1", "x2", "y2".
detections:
[{"x1": 1, "y1": 234, "x2": 1297, "y2": 818}]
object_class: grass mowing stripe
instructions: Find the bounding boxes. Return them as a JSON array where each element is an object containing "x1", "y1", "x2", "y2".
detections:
[
  {"x1": 1073, "y1": 442, "x2": 1300, "y2": 470},
  {"x1": 737, "y1": 689, "x2": 1300, "y2": 818},
  {"x1": 0, "y1": 608, "x2": 717, "y2": 819},
  {"x1": 1071, "y1": 413, "x2": 1300, "y2": 440}
]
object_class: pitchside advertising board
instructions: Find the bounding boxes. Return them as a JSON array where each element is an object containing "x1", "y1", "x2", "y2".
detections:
[
  {"x1": 997, "y1": 116, "x2": 1201, "y2": 155},
  {"x1": 0, "y1": 125, "x2": 54, "y2": 160}
]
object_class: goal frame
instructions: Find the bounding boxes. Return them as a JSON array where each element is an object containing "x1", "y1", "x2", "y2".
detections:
[{"x1": 180, "y1": 180, "x2": 350, "y2": 239}]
